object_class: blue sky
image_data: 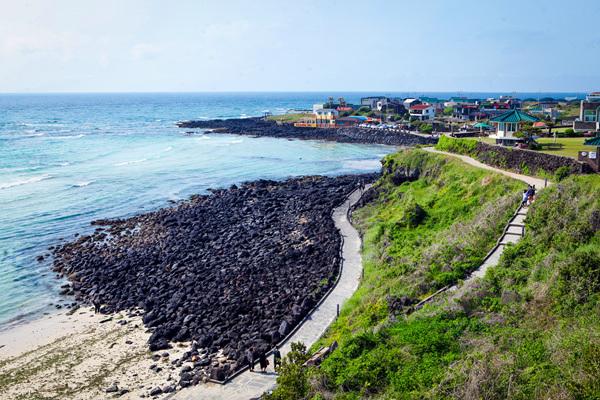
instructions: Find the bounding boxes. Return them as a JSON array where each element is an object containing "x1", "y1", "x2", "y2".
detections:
[{"x1": 1, "y1": 0, "x2": 599, "y2": 92}]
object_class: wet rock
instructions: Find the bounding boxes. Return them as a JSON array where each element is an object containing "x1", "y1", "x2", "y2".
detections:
[
  {"x1": 176, "y1": 118, "x2": 436, "y2": 146},
  {"x1": 149, "y1": 387, "x2": 163, "y2": 396}
]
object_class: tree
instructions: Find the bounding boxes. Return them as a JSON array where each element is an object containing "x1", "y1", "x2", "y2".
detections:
[{"x1": 263, "y1": 342, "x2": 310, "y2": 400}]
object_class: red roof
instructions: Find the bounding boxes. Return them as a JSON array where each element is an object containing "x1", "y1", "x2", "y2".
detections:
[{"x1": 410, "y1": 104, "x2": 431, "y2": 110}]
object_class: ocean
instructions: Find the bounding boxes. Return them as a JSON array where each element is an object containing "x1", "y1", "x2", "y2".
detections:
[
  {"x1": 0, "y1": 91, "x2": 584, "y2": 327},
  {"x1": 0, "y1": 93, "x2": 395, "y2": 328}
]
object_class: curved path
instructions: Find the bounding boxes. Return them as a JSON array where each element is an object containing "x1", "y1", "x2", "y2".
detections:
[
  {"x1": 172, "y1": 187, "x2": 369, "y2": 400},
  {"x1": 422, "y1": 147, "x2": 552, "y2": 302},
  {"x1": 424, "y1": 147, "x2": 547, "y2": 188}
]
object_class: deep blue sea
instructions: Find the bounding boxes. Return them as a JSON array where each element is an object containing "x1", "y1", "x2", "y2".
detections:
[{"x1": 0, "y1": 92, "x2": 584, "y2": 327}]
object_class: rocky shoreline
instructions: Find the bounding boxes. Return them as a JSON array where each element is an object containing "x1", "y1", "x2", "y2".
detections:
[
  {"x1": 177, "y1": 117, "x2": 437, "y2": 146},
  {"x1": 52, "y1": 174, "x2": 377, "y2": 388}
]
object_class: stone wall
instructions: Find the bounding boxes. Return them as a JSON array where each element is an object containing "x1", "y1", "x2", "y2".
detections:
[{"x1": 473, "y1": 142, "x2": 593, "y2": 175}]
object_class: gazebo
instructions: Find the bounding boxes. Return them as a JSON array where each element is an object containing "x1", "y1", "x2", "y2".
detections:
[{"x1": 489, "y1": 110, "x2": 539, "y2": 146}]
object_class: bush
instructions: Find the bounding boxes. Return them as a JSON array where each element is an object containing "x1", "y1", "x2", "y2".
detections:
[
  {"x1": 435, "y1": 135, "x2": 478, "y2": 155},
  {"x1": 265, "y1": 342, "x2": 311, "y2": 400},
  {"x1": 419, "y1": 124, "x2": 433, "y2": 134},
  {"x1": 555, "y1": 166, "x2": 571, "y2": 181}
]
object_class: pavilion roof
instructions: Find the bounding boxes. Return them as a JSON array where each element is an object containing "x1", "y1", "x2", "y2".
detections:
[
  {"x1": 490, "y1": 110, "x2": 539, "y2": 123},
  {"x1": 584, "y1": 135, "x2": 600, "y2": 146}
]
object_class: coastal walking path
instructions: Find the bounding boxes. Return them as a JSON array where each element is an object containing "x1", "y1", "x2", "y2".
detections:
[
  {"x1": 423, "y1": 147, "x2": 547, "y2": 188},
  {"x1": 172, "y1": 186, "x2": 370, "y2": 400},
  {"x1": 447, "y1": 204, "x2": 528, "y2": 299},
  {"x1": 421, "y1": 147, "x2": 552, "y2": 301}
]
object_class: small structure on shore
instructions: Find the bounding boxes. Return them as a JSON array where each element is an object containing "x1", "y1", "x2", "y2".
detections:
[
  {"x1": 489, "y1": 109, "x2": 539, "y2": 146},
  {"x1": 579, "y1": 135, "x2": 600, "y2": 172}
]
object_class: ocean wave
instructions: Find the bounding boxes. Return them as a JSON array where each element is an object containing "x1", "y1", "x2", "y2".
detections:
[
  {"x1": 0, "y1": 174, "x2": 52, "y2": 190},
  {"x1": 48, "y1": 134, "x2": 85, "y2": 140},
  {"x1": 195, "y1": 136, "x2": 211, "y2": 141},
  {"x1": 114, "y1": 158, "x2": 147, "y2": 167},
  {"x1": 163, "y1": 146, "x2": 173, "y2": 152},
  {"x1": 72, "y1": 181, "x2": 94, "y2": 187}
]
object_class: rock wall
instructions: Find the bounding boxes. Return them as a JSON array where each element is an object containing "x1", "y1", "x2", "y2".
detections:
[
  {"x1": 473, "y1": 142, "x2": 593, "y2": 175},
  {"x1": 177, "y1": 118, "x2": 437, "y2": 146},
  {"x1": 52, "y1": 174, "x2": 377, "y2": 385}
]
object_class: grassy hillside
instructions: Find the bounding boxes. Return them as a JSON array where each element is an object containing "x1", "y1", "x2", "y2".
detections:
[{"x1": 267, "y1": 150, "x2": 600, "y2": 400}]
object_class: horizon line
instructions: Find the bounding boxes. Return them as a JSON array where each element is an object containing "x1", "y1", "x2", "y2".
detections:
[{"x1": 0, "y1": 90, "x2": 590, "y2": 95}]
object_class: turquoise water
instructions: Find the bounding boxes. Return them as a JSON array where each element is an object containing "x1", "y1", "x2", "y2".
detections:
[{"x1": 0, "y1": 93, "x2": 395, "y2": 327}]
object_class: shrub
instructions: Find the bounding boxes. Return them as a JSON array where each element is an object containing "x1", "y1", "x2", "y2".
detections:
[
  {"x1": 419, "y1": 124, "x2": 433, "y2": 134},
  {"x1": 554, "y1": 166, "x2": 570, "y2": 181},
  {"x1": 266, "y1": 342, "x2": 311, "y2": 400},
  {"x1": 435, "y1": 135, "x2": 478, "y2": 155}
]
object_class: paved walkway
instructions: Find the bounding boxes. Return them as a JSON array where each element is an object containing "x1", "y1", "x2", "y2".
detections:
[
  {"x1": 423, "y1": 147, "x2": 548, "y2": 188},
  {"x1": 448, "y1": 205, "x2": 529, "y2": 298},
  {"x1": 423, "y1": 147, "x2": 553, "y2": 299},
  {"x1": 172, "y1": 186, "x2": 369, "y2": 400}
]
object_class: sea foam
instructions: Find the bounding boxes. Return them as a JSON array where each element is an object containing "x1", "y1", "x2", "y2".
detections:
[{"x1": 0, "y1": 174, "x2": 52, "y2": 190}]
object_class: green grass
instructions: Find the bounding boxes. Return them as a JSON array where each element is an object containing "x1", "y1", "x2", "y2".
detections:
[
  {"x1": 474, "y1": 136, "x2": 587, "y2": 159},
  {"x1": 535, "y1": 137, "x2": 588, "y2": 158},
  {"x1": 266, "y1": 113, "x2": 313, "y2": 123},
  {"x1": 266, "y1": 150, "x2": 600, "y2": 400}
]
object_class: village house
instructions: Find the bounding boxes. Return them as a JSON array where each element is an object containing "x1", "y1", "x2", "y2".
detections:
[
  {"x1": 452, "y1": 103, "x2": 483, "y2": 121},
  {"x1": 409, "y1": 104, "x2": 435, "y2": 121},
  {"x1": 575, "y1": 92, "x2": 600, "y2": 132},
  {"x1": 314, "y1": 108, "x2": 338, "y2": 128},
  {"x1": 580, "y1": 92, "x2": 600, "y2": 122},
  {"x1": 403, "y1": 98, "x2": 421, "y2": 110},
  {"x1": 360, "y1": 96, "x2": 387, "y2": 109},
  {"x1": 489, "y1": 109, "x2": 539, "y2": 146}
]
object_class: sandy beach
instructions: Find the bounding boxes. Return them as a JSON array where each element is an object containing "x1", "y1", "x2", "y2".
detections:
[{"x1": 0, "y1": 307, "x2": 191, "y2": 399}]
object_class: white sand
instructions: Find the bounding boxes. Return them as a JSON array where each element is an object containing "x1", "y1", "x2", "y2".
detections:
[{"x1": 0, "y1": 307, "x2": 190, "y2": 399}]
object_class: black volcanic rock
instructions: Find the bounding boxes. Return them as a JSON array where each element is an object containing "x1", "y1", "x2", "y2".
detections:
[
  {"x1": 52, "y1": 174, "x2": 377, "y2": 382},
  {"x1": 177, "y1": 117, "x2": 437, "y2": 146}
]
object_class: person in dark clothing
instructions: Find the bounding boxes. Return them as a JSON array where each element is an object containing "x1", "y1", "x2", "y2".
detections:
[
  {"x1": 259, "y1": 352, "x2": 269, "y2": 372},
  {"x1": 92, "y1": 298, "x2": 101, "y2": 314},
  {"x1": 273, "y1": 346, "x2": 282, "y2": 371}
]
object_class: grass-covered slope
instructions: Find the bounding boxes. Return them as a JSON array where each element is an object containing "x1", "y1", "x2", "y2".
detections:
[
  {"x1": 267, "y1": 150, "x2": 600, "y2": 400},
  {"x1": 438, "y1": 174, "x2": 600, "y2": 400}
]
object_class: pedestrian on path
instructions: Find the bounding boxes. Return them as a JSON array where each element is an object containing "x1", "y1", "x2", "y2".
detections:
[
  {"x1": 273, "y1": 346, "x2": 282, "y2": 372},
  {"x1": 521, "y1": 189, "x2": 529, "y2": 207},
  {"x1": 92, "y1": 296, "x2": 101, "y2": 314},
  {"x1": 246, "y1": 347, "x2": 255, "y2": 372},
  {"x1": 259, "y1": 352, "x2": 269, "y2": 372}
]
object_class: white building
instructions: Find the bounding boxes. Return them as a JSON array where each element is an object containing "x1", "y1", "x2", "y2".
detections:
[
  {"x1": 409, "y1": 104, "x2": 435, "y2": 121},
  {"x1": 314, "y1": 108, "x2": 339, "y2": 127},
  {"x1": 403, "y1": 98, "x2": 420, "y2": 110}
]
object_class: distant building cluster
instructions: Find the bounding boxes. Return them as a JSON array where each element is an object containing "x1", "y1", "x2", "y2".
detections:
[{"x1": 288, "y1": 93, "x2": 599, "y2": 145}]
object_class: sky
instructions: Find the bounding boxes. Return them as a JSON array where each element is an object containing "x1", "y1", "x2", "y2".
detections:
[{"x1": 1, "y1": 0, "x2": 599, "y2": 93}]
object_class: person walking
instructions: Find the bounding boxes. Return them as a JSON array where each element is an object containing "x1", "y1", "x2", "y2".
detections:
[
  {"x1": 273, "y1": 346, "x2": 282, "y2": 372},
  {"x1": 92, "y1": 297, "x2": 101, "y2": 314},
  {"x1": 521, "y1": 189, "x2": 529, "y2": 207},
  {"x1": 259, "y1": 352, "x2": 269, "y2": 373},
  {"x1": 246, "y1": 347, "x2": 255, "y2": 372}
]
